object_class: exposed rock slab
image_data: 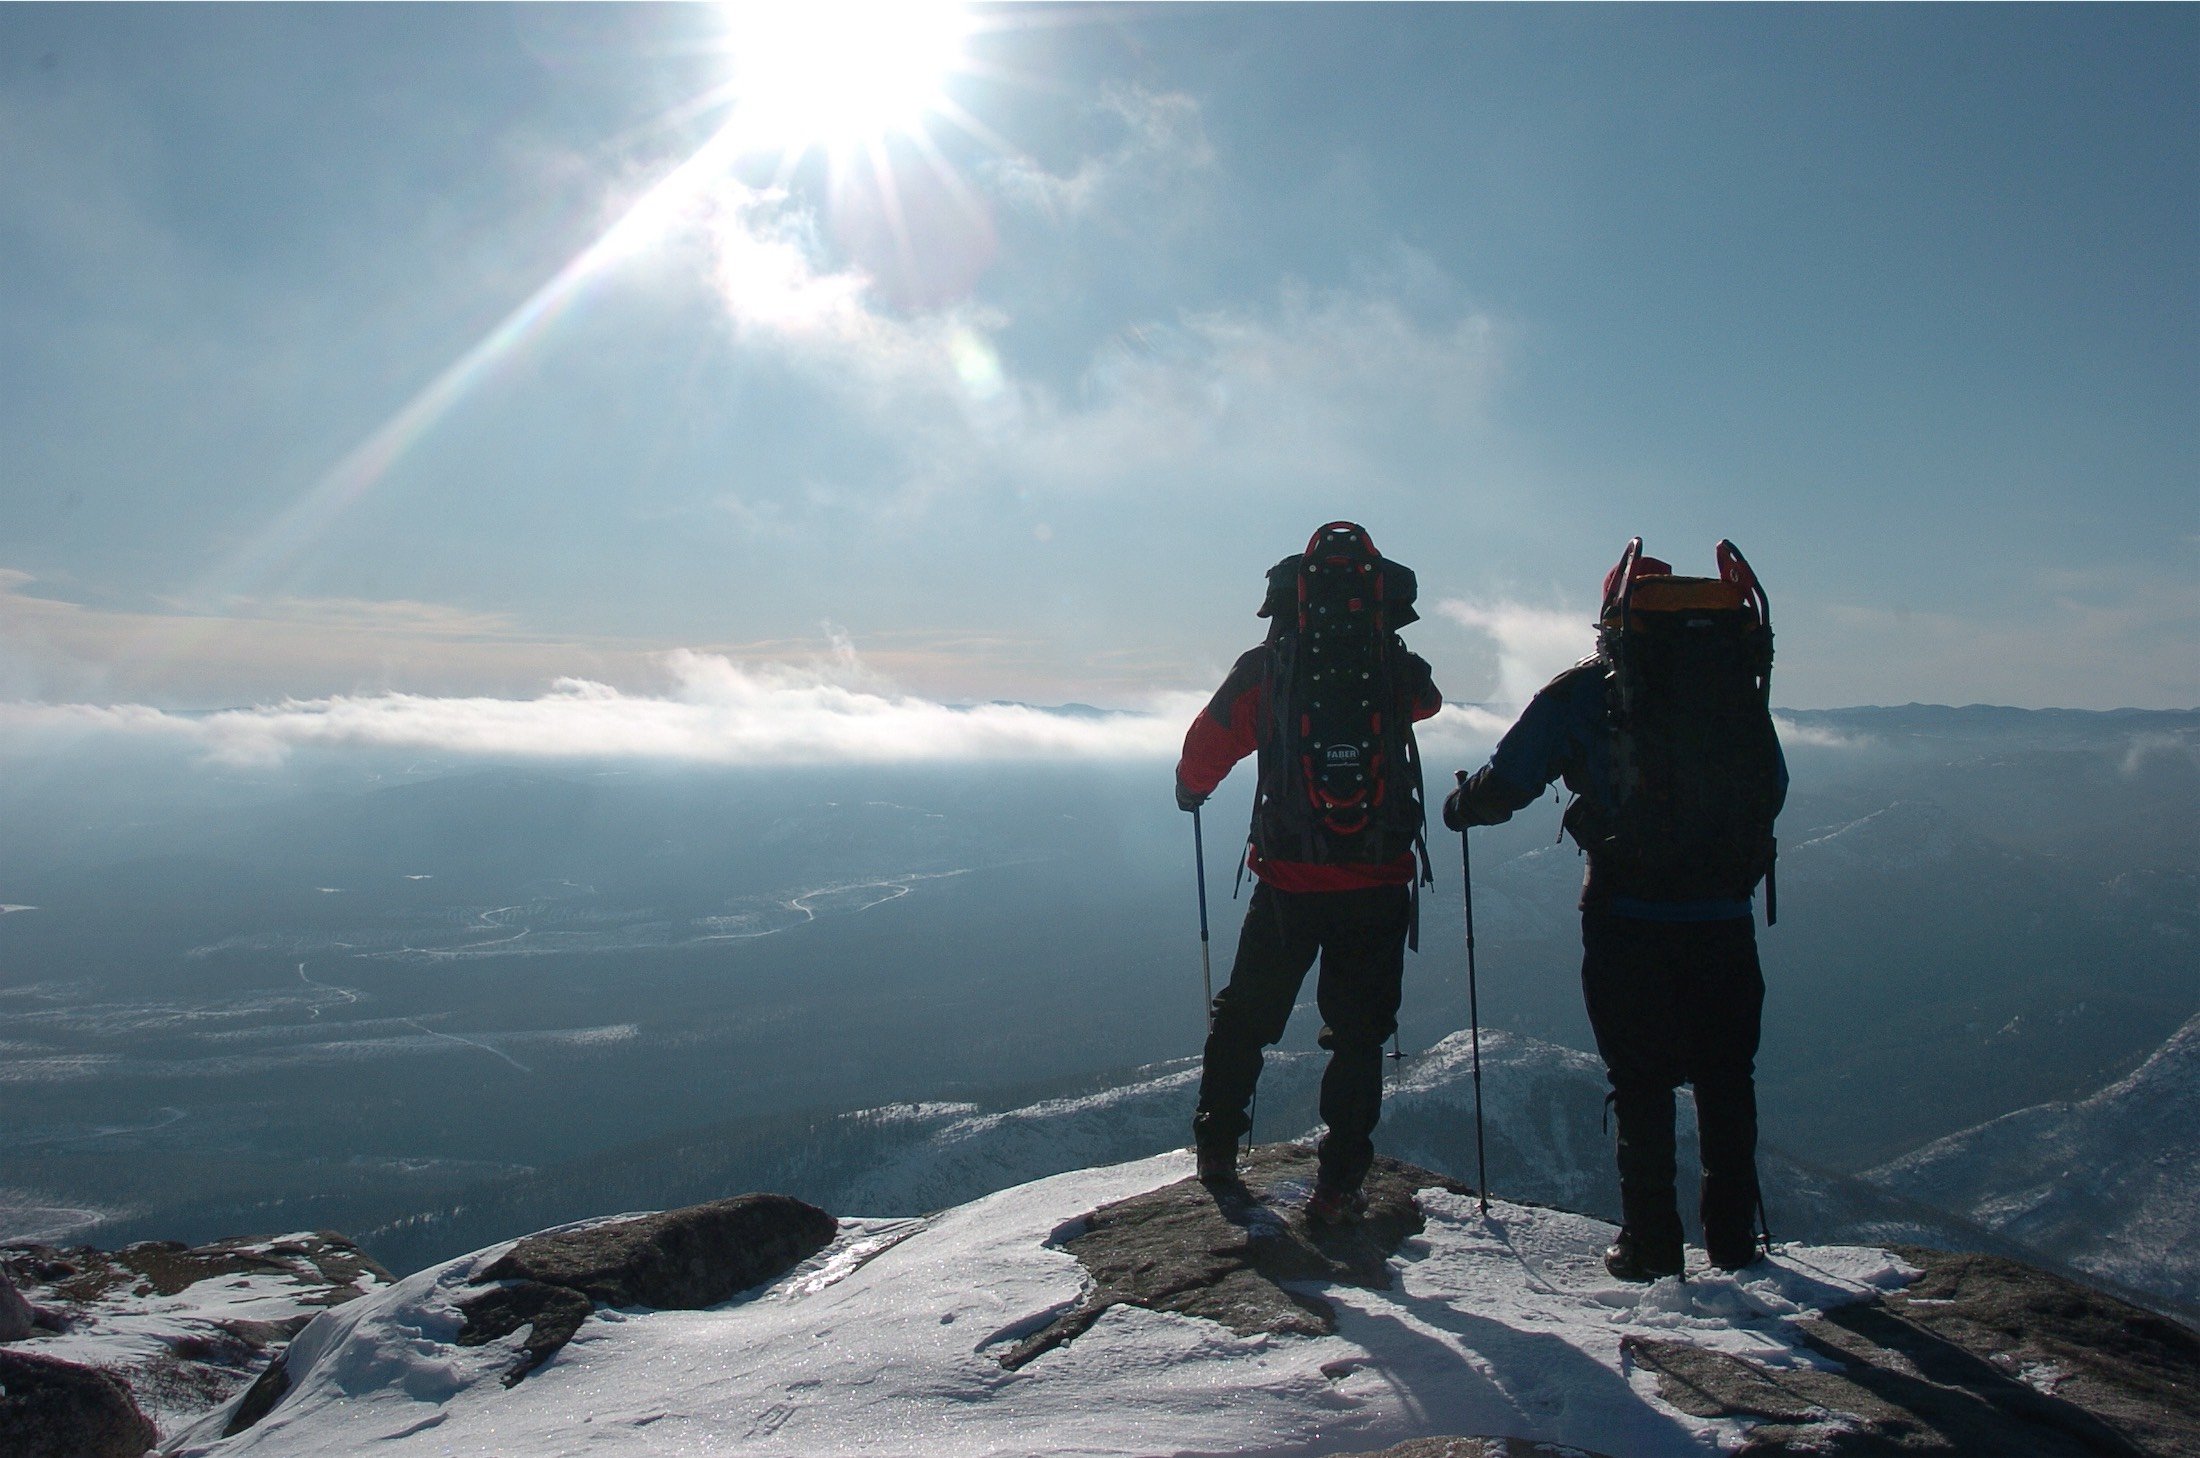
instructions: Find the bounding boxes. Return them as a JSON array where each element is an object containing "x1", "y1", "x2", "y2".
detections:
[
  {"x1": 0, "y1": 1347, "x2": 159, "y2": 1458},
  {"x1": 999, "y1": 1142, "x2": 1462, "y2": 1370},
  {"x1": 1876, "y1": 1246, "x2": 2200, "y2": 1456},
  {"x1": 454, "y1": 1193, "x2": 837, "y2": 1388},
  {"x1": 7, "y1": 1231, "x2": 390, "y2": 1309},
  {"x1": 474, "y1": 1193, "x2": 838, "y2": 1309},
  {"x1": 220, "y1": 1352, "x2": 289, "y2": 1440},
  {"x1": 453, "y1": 1280, "x2": 595, "y2": 1387},
  {"x1": 1627, "y1": 1245, "x2": 2200, "y2": 1455}
]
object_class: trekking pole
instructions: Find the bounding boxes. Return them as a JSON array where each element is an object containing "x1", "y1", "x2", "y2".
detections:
[
  {"x1": 1192, "y1": 805, "x2": 1215, "y2": 1029},
  {"x1": 1457, "y1": 771, "x2": 1490, "y2": 1216}
]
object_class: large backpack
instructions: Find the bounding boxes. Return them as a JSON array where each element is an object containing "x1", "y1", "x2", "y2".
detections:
[
  {"x1": 1583, "y1": 537, "x2": 1782, "y2": 913},
  {"x1": 1247, "y1": 522, "x2": 1431, "y2": 878}
]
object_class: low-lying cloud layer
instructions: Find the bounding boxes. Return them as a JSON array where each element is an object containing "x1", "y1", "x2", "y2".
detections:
[{"x1": 0, "y1": 647, "x2": 1511, "y2": 769}]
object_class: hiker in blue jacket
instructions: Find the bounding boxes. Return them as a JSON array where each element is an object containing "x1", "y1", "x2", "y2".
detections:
[{"x1": 1447, "y1": 541, "x2": 1786, "y2": 1280}]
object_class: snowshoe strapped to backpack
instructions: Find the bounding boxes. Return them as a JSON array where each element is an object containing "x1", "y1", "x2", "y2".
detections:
[
  {"x1": 1248, "y1": 522, "x2": 1431, "y2": 875},
  {"x1": 1578, "y1": 537, "x2": 1782, "y2": 906}
]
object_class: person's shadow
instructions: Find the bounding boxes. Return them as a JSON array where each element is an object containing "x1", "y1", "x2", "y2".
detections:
[
  {"x1": 1198, "y1": 1175, "x2": 1701, "y2": 1456},
  {"x1": 1301, "y1": 1292, "x2": 1703, "y2": 1458}
]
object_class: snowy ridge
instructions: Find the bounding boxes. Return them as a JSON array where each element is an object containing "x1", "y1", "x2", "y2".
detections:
[
  {"x1": 1865, "y1": 1011, "x2": 2200, "y2": 1306},
  {"x1": 821, "y1": 1025, "x2": 1991, "y2": 1254},
  {"x1": 1374, "y1": 1030, "x2": 1615, "y2": 1216},
  {"x1": 825, "y1": 1064, "x2": 1209, "y2": 1216},
  {"x1": 169, "y1": 1153, "x2": 1916, "y2": 1457},
  {"x1": 826, "y1": 1032, "x2": 1609, "y2": 1218},
  {"x1": 756, "y1": 1030, "x2": 1615, "y2": 1227}
]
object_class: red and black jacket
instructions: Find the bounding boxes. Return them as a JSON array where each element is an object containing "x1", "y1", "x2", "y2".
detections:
[{"x1": 1177, "y1": 641, "x2": 1443, "y2": 892}]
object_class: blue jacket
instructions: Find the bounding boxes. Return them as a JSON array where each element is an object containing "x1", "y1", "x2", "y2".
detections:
[{"x1": 1445, "y1": 661, "x2": 1787, "y2": 921}]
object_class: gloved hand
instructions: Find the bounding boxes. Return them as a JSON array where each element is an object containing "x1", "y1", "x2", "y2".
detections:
[
  {"x1": 1176, "y1": 781, "x2": 1208, "y2": 813},
  {"x1": 1442, "y1": 768, "x2": 1483, "y2": 831}
]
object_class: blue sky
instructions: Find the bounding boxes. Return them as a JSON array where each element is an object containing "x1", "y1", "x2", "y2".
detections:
[{"x1": 2, "y1": 3, "x2": 2193, "y2": 739}]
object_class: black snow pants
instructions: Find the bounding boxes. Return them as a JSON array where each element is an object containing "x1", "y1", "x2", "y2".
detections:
[
  {"x1": 1192, "y1": 881, "x2": 1410, "y2": 1194},
  {"x1": 1580, "y1": 910, "x2": 1765, "y2": 1258}
]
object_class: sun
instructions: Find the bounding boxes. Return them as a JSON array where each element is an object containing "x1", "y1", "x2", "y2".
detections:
[{"x1": 717, "y1": 0, "x2": 976, "y2": 154}]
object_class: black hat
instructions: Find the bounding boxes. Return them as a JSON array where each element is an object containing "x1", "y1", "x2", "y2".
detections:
[{"x1": 1255, "y1": 555, "x2": 1300, "y2": 620}]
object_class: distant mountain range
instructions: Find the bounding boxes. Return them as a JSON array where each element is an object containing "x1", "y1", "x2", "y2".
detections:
[{"x1": 1867, "y1": 1010, "x2": 2200, "y2": 1308}]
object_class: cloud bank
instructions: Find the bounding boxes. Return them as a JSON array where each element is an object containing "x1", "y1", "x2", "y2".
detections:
[
  {"x1": 0, "y1": 650, "x2": 1194, "y2": 767},
  {"x1": 0, "y1": 647, "x2": 1511, "y2": 771}
]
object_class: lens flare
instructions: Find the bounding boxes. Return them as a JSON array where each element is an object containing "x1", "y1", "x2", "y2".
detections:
[{"x1": 184, "y1": 0, "x2": 1002, "y2": 622}]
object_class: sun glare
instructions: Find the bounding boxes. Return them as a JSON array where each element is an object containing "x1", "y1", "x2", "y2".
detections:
[
  {"x1": 208, "y1": 1, "x2": 1003, "y2": 601},
  {"x1": 719, "y1": 0, "x2": 974, "y2": 152}
]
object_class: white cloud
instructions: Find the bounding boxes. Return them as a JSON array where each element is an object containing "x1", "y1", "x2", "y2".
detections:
[
  {"x1": 0, "y1": 636, "x2": 1516, "y2": 774},
  {"x1": 1770, "y1": 716, "x2": 1869, "y2": 751},
  {"x1": 987, "y1": 85, "x2": 1216, "y2": 222},
  {"x1": 649, "y1": 137, "x2": 1501, "y2": 515},
  {"x1": 2121, "y1": 732, "x2": 2199, "y2": 777},
  {"x1": 0, "y1": 649, "x2": 1203, "y2": 768},
  {"x1": 694, "y1": 183, "x2": 878, "y2": 338},
  {"x1": 1414, "y1": 703, "x2": 1514, "y2": 763},
  {"x1": 1433, "y1": 597, "x2": 1594, "y2": 707},
  {"x1": 657, "y1": 182, "x2": 1023, "y2": 455},
  {"x1": 992, "y1": 289, "x2": 1500, "y2": 499}
]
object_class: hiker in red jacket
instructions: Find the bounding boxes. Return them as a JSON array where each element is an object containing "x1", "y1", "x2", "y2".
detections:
[{"x1": 1176, "y1": 523, "x2": 1442, "y2": 1223}]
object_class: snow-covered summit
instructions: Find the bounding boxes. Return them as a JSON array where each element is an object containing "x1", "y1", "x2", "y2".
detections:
[
  {"x1": 171, "y1": 1151, "x2": 1921, "y2": 1458},
  {"x1": 160, "y1": 1141, "x2": 2200, "y2": 1458}
]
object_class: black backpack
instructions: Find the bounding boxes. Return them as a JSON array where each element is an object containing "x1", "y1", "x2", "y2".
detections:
[
  {"x1": 1247, "y1": 522, "x2": 1431, "y2": 877},
  {"x1": 1588, "y1": 537, "x2": 1783, "y2": 914}
]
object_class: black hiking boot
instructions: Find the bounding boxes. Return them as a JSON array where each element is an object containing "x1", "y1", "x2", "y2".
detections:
[
  {"x1": 1304, "y1": 1181, "x2": 1367, "y2": 1227},
  {"x1": 1195, "y1": 1141, "x2": 1238, "y2": 1186},
  {"x1": 1705, "y1": 1229, "x2": 1764, "y2": 1272},
  {"x1": 1700, "y1": 1172, "x2": 1763, "y2": 1272},
  {"x1": 1603, "y1": 1228, "x2": 1684, "y2": 1283}
]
